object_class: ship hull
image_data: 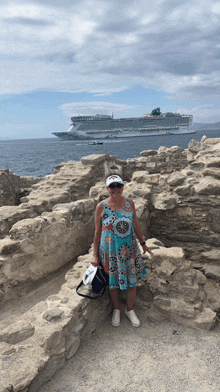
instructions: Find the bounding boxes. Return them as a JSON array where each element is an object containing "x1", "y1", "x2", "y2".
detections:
[{"x1": 52, "y1": 113, "x2": 194, "y2": 140}]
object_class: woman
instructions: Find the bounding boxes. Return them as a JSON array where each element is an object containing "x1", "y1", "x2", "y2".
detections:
[{"x1": 92, "y1": 175, "x2": 153, "y2": 327}]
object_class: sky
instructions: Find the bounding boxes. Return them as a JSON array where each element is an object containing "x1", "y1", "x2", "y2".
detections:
[{"x1": 1, "y1": 0, "x2": 220, "y2": 139}]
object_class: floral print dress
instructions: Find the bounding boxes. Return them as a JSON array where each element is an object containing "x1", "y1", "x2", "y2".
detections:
[{"x1": 99, "y1": 199, "x2": 147, "y2": 290}]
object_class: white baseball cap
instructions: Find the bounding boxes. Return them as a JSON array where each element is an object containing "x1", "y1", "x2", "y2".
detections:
[{"x1": 106, "y1": 175, "x2": 124, "y2": 187}]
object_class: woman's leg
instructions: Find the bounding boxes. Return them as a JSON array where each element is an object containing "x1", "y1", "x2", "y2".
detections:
[
  {"x1": 127, "y1": 287, "x2": 136, "y2": 311},
  {"x1": 110, "y1": 288, "x2": 120, "y2": 310}
]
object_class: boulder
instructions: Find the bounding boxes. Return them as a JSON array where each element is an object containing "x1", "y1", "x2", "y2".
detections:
[
  {"x1": 194, "y1": 308, "x2": 216, "y2": 330},
  {"x1": 140, "y1": 150, "x2": 158, "y2": 157},
  {"x1": 153, "y1": 296, "x2": 196, "y2": 319},
  {"x1": 203, "y1": 264, "x2": 220, "y2": 281},
  {"x1": 0, "y1": 321, "x2": 35, "y2": 344},
  {"x1": 201, "y1": 249, "x2": 220, "y2": 264},
  {"x1": 188, "y1": 139, "x2": 203, "y2": 153},
  {"x1": 174, "y1": 184, "x2": 191, "y2": 196},
  {"x1": 42, "y1": 309, "x2": 64, "y2": 322},
  {"x1": 151, "y1": 192, "x2": 178, "y2": 210},
  {"x1": 167, "y1": 171, "x2": 186, "y2": 186},
  {"x1": 194, "y1": 177, "x2": 220, "y2": 195}
]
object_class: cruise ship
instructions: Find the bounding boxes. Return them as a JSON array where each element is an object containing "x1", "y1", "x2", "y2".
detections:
[{"x1": 52, "y1": 108, "x2": 194, "y2": 140}]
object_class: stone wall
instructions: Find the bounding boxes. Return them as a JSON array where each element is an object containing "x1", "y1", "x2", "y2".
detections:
[
  {"x1": 1, "y1": 138, "x2": 220, "y2": 305},
  {"x1": 0, "y1": 199, "x2": 96, "y2": 304}
]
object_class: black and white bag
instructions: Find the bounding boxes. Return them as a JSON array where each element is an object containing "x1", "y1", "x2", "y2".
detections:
[{"x1": 76, "y1": 264, "x2": 109, "y2": 300}]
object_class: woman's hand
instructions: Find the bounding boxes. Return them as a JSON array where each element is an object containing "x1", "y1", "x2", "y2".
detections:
[
  {"x1": 91, "y1": 256, "x2": 100, "y2": 267},
  {"x1": 142, "y1": 244, "x2": 153, "y2": 256}
]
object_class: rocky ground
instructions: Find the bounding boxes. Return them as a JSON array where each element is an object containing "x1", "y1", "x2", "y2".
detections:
[
  {"x1": 38, "y1": 305, "x2": 220, "y2": 392},
  {"x1": 0, "y1": 266, "x2": 69, "y2": 331}
]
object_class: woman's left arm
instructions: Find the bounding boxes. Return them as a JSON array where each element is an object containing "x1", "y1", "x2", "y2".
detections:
[{"x1": 131, "y1": 200, "x2": 153, "y2": 256}]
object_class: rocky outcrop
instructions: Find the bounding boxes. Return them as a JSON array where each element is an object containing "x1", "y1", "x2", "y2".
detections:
[
  {"x1": 1, "y1": 138, "x2": 220, "y2": 308},
  {"x1": 141, "y1": 240, "x2": 216, "y2": 330},
  {"x1": 0, "y1": 156, "x2": 125, "y2": 238},
  {"x1": 0, "y1": 199, "x2": 96, "y2": 303},
  {"x1": 0, "y1": 169, "x2": 41, "y2": 207}
]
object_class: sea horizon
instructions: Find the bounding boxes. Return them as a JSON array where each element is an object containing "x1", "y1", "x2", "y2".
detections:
[{"x1": 0, "y1": 128, "x2": 220, "y2": 178}]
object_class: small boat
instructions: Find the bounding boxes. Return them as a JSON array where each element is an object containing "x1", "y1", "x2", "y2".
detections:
[{"x1": 89, "y1": 140, "x2": 103, "y2": 145}]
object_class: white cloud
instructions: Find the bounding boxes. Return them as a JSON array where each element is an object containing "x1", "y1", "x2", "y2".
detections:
[
  {"x1": 59, "y1": 101, "x2": 137, "y2": 117},
  {"x1": 190, "y1": 105, "x2": 220, "y2": 123},
  {"x1": 1, "y1": 0, "x2": 220, "y2": 105}
]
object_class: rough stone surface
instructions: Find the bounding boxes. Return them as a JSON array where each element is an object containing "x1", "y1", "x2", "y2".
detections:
[
  {"x1": 42, "y1": 309, "x2": 64, "y2": 322},
  {"x1": 203, "y1": 264, "x2": 220, "y2": 281},
  {"x1": 151, "y1": 192, "x2": 178, "y2": 210},
  {"x1": 0, "y1": 199, "x2": 96, "y2": 304},
  {"x1": 0, "y1": 321, "x2": 35, "y2": 344},
  {"x1": 194, "y1": 308, "x2": 216, "y2": 330},
  {"x1": 1, "y1": 138, "x2": 220, "y2": 390},
  {"x1": 0, "y1": 248, "x2": 111, "y2": 392},
  {"x1": 166, "y1": 171, "x2": 186, "y2": 186},
  {"x1": 0, "y1": 169, "x2": 40, "y2": 207}
]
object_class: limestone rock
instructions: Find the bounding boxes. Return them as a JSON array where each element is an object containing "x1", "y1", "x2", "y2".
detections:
[
  {"x1": 0, "y1": 239, "x2": 20, "y2": 255},
  {"x1": 174, "y1": 184, "x2": 191, "y2": 196},
  {"x1": 206, "y1": 157, "x2": 220, "y2": 168},
  {"x1": 151, "y1": 246, "x2": 185, "y2": 267},
  {"x1": 195, "y1": 270, "x2": 207, "y2": 285},
  {"x1": 194, "y1": 308, "x2": 216, "y2": 330},
  {"x1": 194, "y1": 177, "x2": 220, "y2": 195},
  {"x1": 9, "y1": 217, "x2": 47, "y2": 241},
  {"x1": 89, "y1": 181, "x2": 106, "y2": 198},
  {"x1": 202, "y1": 168, "x2": 220, "y2": 178},
  {"x1": 153, "y1": 297, "x2": 196, "y2": 319},
  {"x1": 188, "y1": 139, "x2": 203, "y2": 153},
  {"x1": 152, "y1": 192, "x2": 177, "y2": 210},
  {"x1": 0, "y1": 321, "x2": 35, "y2": 344},
  {"x1": 0, "y1": 206, "x2": 37, "y2": 239},
  {"x1": 0, "y1": 290, "x2": 4, "y2": 301},
  {"x1": 204, "y1": 137, "x2": 220, "y2": 146},
  {"x1": 81, "y1": 154, "x2": 107, "y2": 165},
  {"x1": 132, "y1": 171, "x2": 149, "y2": 183},
  {"x1": 144, "y1": 174, "x2": 160, "y2": 185},
  {"x1": 201, "y1": 249, "x2": 220, "y2": 264},
  {"x1": 30, "y1": 301, "x2": 48, "y2": 314},
  {"x1": 0, "y1": 169, "x2": 40, "y2": 207},
  {"x1": 189, "y1": 161, "x2": 205, "y2": 171},
  {"x1": 140, "y1": 150, "x2": 158, "y2": 157},
  {"x1": 42, "y1": 308, "x2": 64, "y2": 322},
  {"x1": 204, "y1": 281, "x2": 220, "y2": 311},
  {"x1": 65, "y1": 335, "x2": 81, "y2": 359},
  {"x1": 0, "y1": 342, "x2": 16, "y2": 356},
  {"x1": 167, "y1": 171, "x2": 186, "y2": 186},
  {"x1": 0, "y1": 385, "x2": 11, "y2": 392},
  {"x1": 203, "y1": 264, "x2": 220, "y2": 281},
  {"x1": 155, "y1": 261, "x2": 177, "y2": 279}
]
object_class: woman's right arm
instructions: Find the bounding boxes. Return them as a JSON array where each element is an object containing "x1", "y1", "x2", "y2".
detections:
[{"x1": 92, "y1": 202, "x2": 103, "y2": 267}]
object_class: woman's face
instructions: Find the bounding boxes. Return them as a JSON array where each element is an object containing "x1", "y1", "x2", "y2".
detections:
[{"x1": 107, "y1": 182, "x2": 124, "y2": 199}]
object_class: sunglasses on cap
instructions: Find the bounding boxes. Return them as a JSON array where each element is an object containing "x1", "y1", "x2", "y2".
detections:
[{"x1": 108, "y1": 183, "x2": 123, "y2": 189}]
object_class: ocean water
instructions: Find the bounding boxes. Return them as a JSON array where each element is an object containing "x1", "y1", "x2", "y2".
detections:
[{"x1": 0, "y1": 129, "x2": 220, "y2": 178}]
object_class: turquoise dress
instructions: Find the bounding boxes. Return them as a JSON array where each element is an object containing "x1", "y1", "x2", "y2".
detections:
[{"x1": 99, "y1": 199, "x2": 147, "y2": 290}]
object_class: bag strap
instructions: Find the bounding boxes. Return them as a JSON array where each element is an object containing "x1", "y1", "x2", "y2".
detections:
[{"x1": 76, "y1": 279, "x2": 108, "y2": 300}]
